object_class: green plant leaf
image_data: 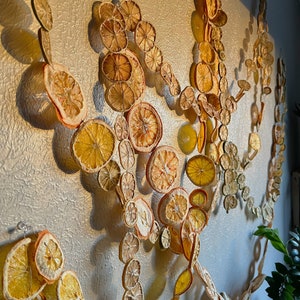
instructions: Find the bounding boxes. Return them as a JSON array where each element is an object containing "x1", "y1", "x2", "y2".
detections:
[
  {"x1": 276, "y1": 262, "x2": 288, "y2": 275},
  {"x1": 284, "y1": 254, "x2": 293, "y2": 266}
]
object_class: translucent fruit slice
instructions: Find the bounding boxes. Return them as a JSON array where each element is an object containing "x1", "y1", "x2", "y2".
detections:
[
  {"x1": 189, "y1": 188, "x2": 207, "y2": 208},
  {"x1": 135, "y1": 20, "x2": 156, "y2": 52},
  {"x1": 44, "y1": 63, "x2": 87, "y2": 128},
  {"x1": 32, "y1": 0, "x2": 53, "y2": 31},
  {"x1": 145, "y1": 45, "x2": 163, "y2": 72},
  {"x1": 195, "y1": 62, "x2": 213, "y2": 93},
  {"x1": 119, "y1": 0, "x2": 142, "y2": 31},
  {"x1": 177, "y1": 123, "x2": 197, "y2": 155},
  {"x1": 34, "y1": 230, "x2": 64, "y2": 284},
  {"x1": 191, "y1": 10, "x2": 205, "y2": 43},
  {"x1": 3, "y1": 237, "x2": 46, "y2": 300},
  {"x1": 174, "y1": 268, "x2": 193, "y2": 296},
  {"x1": 197, "y1": 121, "x2": 207, "y2": 153},
  {"x1": 146, "y1": 145, "x2": 180, "y2": 193},
  {"x1": 186, "y1": 207, "x2": 208, "y2": 233},
  {"x1": 119, "y1": 139, "x2": 136, "y2": 170},
  {"x1": 123, "y1": 282, "x2": 143, "y2": 300},
  {"x1": 57, "y1": 270, "x2": 84, "y2": 300},
  {"x1": 159, "y1": 227, "x2": 171, "y2": 250},
  {"x1": 71, "y1": 119, "x2": 116, "y2": 173},
  {"x1": 135, "y1": 197, "x2": 154, "y2": 240},
  {"x1": 186, "y1": 154, "x2": 216, "y2": 186},
  {"x1": 119, "y1": 231, "x2": 140, "y2": 264},
  {"x1": 102, "y1": 52, "x2": 132, "y2": 82},
  {"x1": 127, "y1": 102, "x2": 162, "y2": 153},
  {"x1": 122, "y1": 259, "x2": 141, "y2": 290},
  {"x1": 97, "y1": 159, "x2": 121, "y2": 191}
]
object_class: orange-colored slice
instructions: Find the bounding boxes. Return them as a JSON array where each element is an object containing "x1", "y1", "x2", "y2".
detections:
[
  {"x1": 135, "y1": 20, "x2": 156, "y2": 52},
  {"x1": 32, "y1": 0, "x2": 53, "y2": 31},
  {"x1": 145, "y1": 45, "x2": 163, "y2": 72},
  {"x1": 98, "y1": 2, "x2": 125, "y2": 27},
  {"x1": 186, "y1": 207, "x2": 208, "y2": 233},
  {"x1": 57, "y1": 270, "x2": 84, "y2": 300},
  {"x1": 174, "y1": 268, "x2": 193, "y2": 296},
  {"x1": 177, "y1": 123, "x2": 197, "y2": 155},
  {"x1": 191, "y1": 10, "x2": 205, "y2": 43},
  {"x1": 119, "y1": 0, "x2": 141, "y2": 31},
  {"x1": 195, "y1": 62, "x2": 213, "y2": 93},
  {"x1": 189, "y1": 188, "x2": 208, "y2": 208},
  {"x1": 179, "y1": 86, "x2": 195, "y2": 111},
  {"x1": 197, "y1": 121, "x2": 207, "y2": 153}
]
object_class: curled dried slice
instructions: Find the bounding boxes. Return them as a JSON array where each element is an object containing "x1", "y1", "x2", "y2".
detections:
[
  {"x1": 177, "y1": 123, "x2": 197, "y2": 155},
  {"x1": 71, "y1": 119, "x2": 116, "y2": 173},
  {"x1": 38, "y1": 27, "x2": 52, "y2": 65},
  {"x1": 127, "y1": 102, "x2": 162, "y2": 153},
  {"x1": 122, "y1": 259, "x2": 141, "y2": 290},
  {"x1": 146, "y1": 146, "x2": 180, "y2": 193},
  {"x1": 211, "y1": 10, "x2": 228, "y2": 27},
  {"x1": 98, "y1": 2, "x2": 125, "y2": 26},
  {"x1": 120, "y1": 172, "x2": 135, "y2": 201},
  {"x1": 174, "y1": 268, "x2": 193, "y2": 296},
  {"x1": 97, "y1": 159, "x2": 121, "y2": 191},
  {"x1": 197, "y1": 121, "x2": 207, "y2": 153},
  {"x1": 186, "y1": 155, "x2": 216, "y2": 187},
  {"x1": 223, "y1": 195, "x2": 238, "y2": 213},
  {"x1": 135, "y1": 197, "x2": 154, "y2": 240},
  {"x1": 114, "y1": 114, "x2": 129, "y2": 141},
  {"x1": 169, "y1": 226, "x2": 183, "y2": 255},
  {"x1": 57, "y1": 270, "x2": 84, "y2": 300},
  {"x1": 119, "y1": 139, "x2": 136, "y2": 170},
  {"x1": 149, "y1": 220, "x2": 160, "y2": 244},
  {"x1": 145, "y1": 45, "x2": 163, "y2": 72},
  {"x1": 195, "y1": 63, "x2": 213, "y2": 93},
  {"x1": 179, "y1": 86, "x2": 195, "y2": 111},
  {"x1": 123, "y1": 200, "x2": 138, "y2": 228},
  {"x1": 102, "y1": 52, "x2": 132, "y2": 82},
  {"x1": 119, "y1": 0, "x2": 141, "y2": 31},
  {"x1": 32, "y1": 0, "x2": 53, "y2": 31},
  {"x1": 191, "y1": 10, "x2": 206, "y2": 43},
  {"x1": 206, "y1": 0, "x2": 220, "y2": 19},
  {"x1": 123, "y1": 282, "x2": 143, "y2": 300},
  {"x1": 34, "y1": 230, "x2": 64, "y2": 284},
  {"x1": 189, "y1": 234, "x2": 200, "y2": 269},
  {"x1": 135, "y1": 20, "x2": 156, "y2": 52},
  {"x1": 44, "y1": 63, "x2": 87, "y2": 128},
  {"x1": 120, "y1": 231, "x2": 140, "y2": 263},
  {"x1": 158, "y1": 187, "x2": 189, "y2": 227}
]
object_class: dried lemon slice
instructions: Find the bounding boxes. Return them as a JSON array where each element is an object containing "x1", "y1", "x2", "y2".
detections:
[
  {"x1": 177, "y1": 123, "x2": 197, "y2": 155},
  {"x1": 186, "y1": 207, "x2": 208, "y2": 234},
  {"x1": 44, "y1": 63, "x2": 87, "y2": 128},
  {"x1": 34, "y1": 230, "x2": 64, "y2": 284},
  {"x1": 174, "y1": 268, "x2": 193, "y2": 296},
  {"x1": 159, "y1": 227, "x2": 171, "y2": 250},
  {"x1": 223, "y1": 195, "x2": 238, "y2": 213},
  {"x1": 195, "y1": 63, "x2": 213, "y2": 93},
  {"x1": 32, "y1": 0, "x2": 53, "y2": 31},
  {"x1": 57, "y1": 270, "x2": 84, "y2": 300},
  {"x1": 102, "y1": 52, "x2": 132, "y2": 82},
  {"x1": 127, "y1": 102, "x2": 162, "y2": 153},
  {"x1": 97, "y1": 159, "x2": 121, "y2": 191},
  {"x1": 106, "y1": 81, "x2": 135, "y2": 112},
  {"x1": 123, "y1": 282, "x2": 143, "y2": 300},
  {"x1": 135, "y1": 197, "x2": 154, "y2": 240},
  {"x1": 135, "y1": 20, "x2": 156, "y2": 52},
  {"x1": 186, "y1": 155, "x2": 216, "y2": 187},
  {"x1": 189, "y1": 188, "x2": 207, "y2": 208},
  {"x1": 3, "y1": 237, "x2": 46, "y2": 300},
  {"x1": 71, "y1": 119, "x2": 116, "y2": 173},
  {"x1": 119, "y1": 139, "x2": 136, "y2": 170},
  {"x1": 123, "y1": 200, "x2": 138, "y2": 228},
  {"x1": 158, "y1": 187, "x2": 189, "y2": 227},
  {"x1": 119, "y1": 0, "x2": 141, "y2": 31},
  {"x1": 191, "y1": 10, "x2": 205, "y2": 43},
  {"x1": 149, "y1": 220, "x2": 161, "y2": 244},
  {"x1": 179, "y1": 86, "x2": 195, "y2": 111},
  {"x1": 100, "y1": 18, "x2": 128, "y2": 53},
  {"x1": 146, "y1": 145, "x2": 180, "y2": 193},
  {"x1": 120, "y1": 231, "x2": 140, "y2": 264},
  {"x1": 145, "y1": 45, "x2": 163, "y2": 72},
  {"x1": 114, "y1": 114, "x2": 129, "y2": 141},
  {"x1": 120, "y1": 171, "x2": 135, "y2": 201},
  {"x1": 122, "y1": 259, "x2": 141, "y2": 290}
]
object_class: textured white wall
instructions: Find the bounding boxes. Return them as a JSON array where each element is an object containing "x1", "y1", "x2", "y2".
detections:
[{"x1": 0, "y1": 0, "x2": 297, "y2": 299}]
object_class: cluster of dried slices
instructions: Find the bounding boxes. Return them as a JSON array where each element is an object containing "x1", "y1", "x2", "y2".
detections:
[{"x1": 1, "y1": 230, "x2": 84, "y2": 300}]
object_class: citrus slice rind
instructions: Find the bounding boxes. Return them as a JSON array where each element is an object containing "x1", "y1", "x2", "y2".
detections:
[
  {"x1": 44, "y1": 63, "x2": 87, "y2": 129},
  {"x1": 71, "y1": 119, "x2": 116, "y2": 173},
  {"x1": 146, "y1": 145, "x2": 180, "y2": 193},
  {"x1": 32, "y1": 0, "x2": 53, "y2": 31},
  {"x1": 34, "y1": 230, "x2": 64, "y2": 284},
  {"x1": 3, "y1": 237, "x2": 47, "y2": 300},
  {"x1": 97, "y1": 159, "x2": 121, "y2": 191},
  {"x1": 127, "y1": 102, "x2": 162, "y2": 153},
  {"x1": 57, "y1": 270, "x2": 84, "y2": 300}
]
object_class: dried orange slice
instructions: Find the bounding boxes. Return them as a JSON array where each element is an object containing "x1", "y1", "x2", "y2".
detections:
[
  {"x1": 198, "y1": 41, "x2": 216, "y2": 64},
  {"x1": 44, "y1": 63, "x2": 87, "y2": 128},
  {"x1": 211, "y1": 10, "x2": 228, "y2": 27},
  {"x1": 135, "y1": 20, "x2": 156, "y2": 52},
  {"x1": 38, "y1": 28, "x2": 52, "y2": 65},
  {"x1": 180, "y1": 218, "x2": 195, "y2": 261},
  {"x1": 158, "y1": 187, "x2": 189, "y2": 227},
  {"x1": 97, "y1": 159, "x2": 121, "y2": 191},
  {"x1": 120, "y1": 231, "x2": 140, "y2": 263},
  {"x1": 102, "y1": 52, "x2": 132, "y2": 82},
  {"x1": 195, "y1": 62, "x2": 213, "y2": 93},
  {"x1": 186, "y1": 155, "x2": 216, "y2": 186},
  {"x1": 100, "y1": 18, "x2": 128, "y2": 52},
  {"x1": 146, "y1": 145, "x2": 180, "y2": 193},
  {"x1": 145, "y1": 45, "x2": 163, "y2": 72},
  {"x1": 179, "y1": 86, "x2": 195, "y2": 111},
  {"x1": 206, "y1": 0, "x2": 220, "y2": 19},
  {"x1": 98, "y1": 2, "x2": 125, "y2": 27},
  {"x1": 122, "y1": 259, "x2": 141, "y2": 290},
  {"x1": 119, "y1": 139, "x2": 135, "y2": 170},
  {"x1": 177, "y1": 123, "x2": 197, "y2": 155},
  {"x1": 127, "y1": 102, "x2": 162, "y2": 153},
  {"x1": 3, "y1": 237, "x2": 46, "y2": 300},
  {"x1": 123, "y1": 282, "x2": 144, "y2": 300},
  {"x1": 191, "y1": 10, "x2": 205, "y2": 43},
  {"x1": 34, "y1": 230, "x2": 64, "y2": 284},
  {"x1": 119, "y1": 0, "x2": 141, "y2": 31},
  {"x1": 186, "y1": 207, "x2": 208, "y2": 233},
  {"x1": 57, "y1": 270, "x2": 84, "y2": 300},
  {"x1": 135, "y1": 197, "x2": 154, "y2": 240},
  {"x1": 169, "y1": 226, "x2": 183, "y2": 255},
  {"x1": 71, "y1": 119, "x2": 116, "y2": 173},
  {"x1": 123, "y1": 200, "x2": 138, "y2": 228},
  {"x1": 197, "y1": 121, "x2": 207, "y2": 153},
  {"x1": 174, "y1": 268, "x2": 193, "y2": 296},
  {"x1": 189, "y1": 188, "x2": 207, "y2": 208},
  {"x1": 120, "y1": 171, "x2": 135, "y2": 201},
  {"x1": 32, "y1": 0, "x2": 53, "y2": 31},
  {"x1": 114, "y1": 114, "x2": 129, "y2": 141}
]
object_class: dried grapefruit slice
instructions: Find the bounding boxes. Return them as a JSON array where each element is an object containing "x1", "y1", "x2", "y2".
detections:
[
  {"x1": 177, "y1": 123, "x2": 197, "y2": 155},
  {"x1": 146, "y1": 145, "x2": 180, "y2": 193},
  {"x1": 186, "y1": 154, "x2": 215, "y2": 186},
  {"x1": 71, "y1": 119, "x2": 116, "y2": 173},
  {"x1": 44, "y1": 63, "x2": 87, "y2": 128},
  {"x1": 97, "y1": 159, "x2": 121, "y2": 191},
  {"x1": 119, "y1": 231, "x2": 140, "y2": 263},
  {"x1": 32, "y1": 0, "x2": 53, "y2": 31},
  {"x1": 135, "y1": 20, "x2": 156, "y2": 52},
  {"x1": 34, "y1": 230, "x2": 64, "y2": 284},
  {"x1": 3, "y1": 237, "x2": 46, "y2": 300},
  {"x1": 57, "y1": 270, "x2": 84, "y2": 300},
  {"x1": 119, "y1": 0, "x2": 141, "y2": 31},
  {"x1": 127, "y1": 102, "x2": 162, "y2": 153},
  {"x1": 144, "y1": 45, "x2": 163, "y2": 72},
  {"x1": 135, "y1": 197, "x2": 154, "y2": 240}
]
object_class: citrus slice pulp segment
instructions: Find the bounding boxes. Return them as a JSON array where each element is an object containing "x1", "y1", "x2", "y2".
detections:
[
  {"x1": 177, "y1": 123, "x2": 197, "y2": 155},
  {"x1": 100, "y1": 18, "x2": 128, "y2": 53},
  {"x1": 146, "y1": 146, "x2": 180, "y2": 193},
  {"x1": 174, "y1": 268, "x2": 193, "y2": 296},
  {"x1": 144, "y1": 45, "x2": 163, "y2": 72},
  {"x1": 186, "y1": 154, "x2": 216, "y2": 186},
  {"x1": 189, "y1": 188, "x2": 208, "y2": 208},
  {"x1": 106, "y1": 81, "x2": 135, "y2": 112},
  {"x1": 114, "y1": 114, "x2": 129, "y2": 141},
  {"x1": 158, "y1": 188, "x2": 189, "y2": 227},
  {"x1": 187, "y1": 207, "x2": 208, "y2": 233},
  {"x1": 71, "y1": 119, "x2": 116, "y2": 173},
  {"x1": 44, "y1": 63, "x2": 87, "y2": 128},
  {"x1": 123, "y1": 281, "x2": 143, "y2": 300},
  {"x1": 119, "y1": 139, "x2": 136, "y2": 170},
  {"x1": 120, "y1": 171, "x2": 135, "y2": 201},
  {"x1": 34, "y1": 230, "x2": 64, "y2": 284},
  {"x1": 32, "y1": 0, "x2": 53, "y2": 31},
  {"x1": 135, "y1": 20, "x2": 156, "y2": 52},
  {"x1": 127, "y1": 102, "x2": 162, "y2": 153},
  {"x1": 102, "y1": 52, "x2": 132, "y2": 82},
  {"x1": 97, "y1": 159, "x2": 121, "y2": 191},
  {"x1": 119, "y1": 0, "x2": 141, "y2": 31},
  {"x1": 3, "y1": 237, "x2": 46, "y2": 300},
  {"x1": 134, "y1": 197, "x2": 154, "y2": 240},
  {"x1": 120, "y1": 231, "x2": 140, "y2": 264},
  {"x1": 122, "y1": 259, "x2": 141, "y2": 290},
  {"x1": 57, "y1": 270, "x2": 84, "y2": 300}
]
